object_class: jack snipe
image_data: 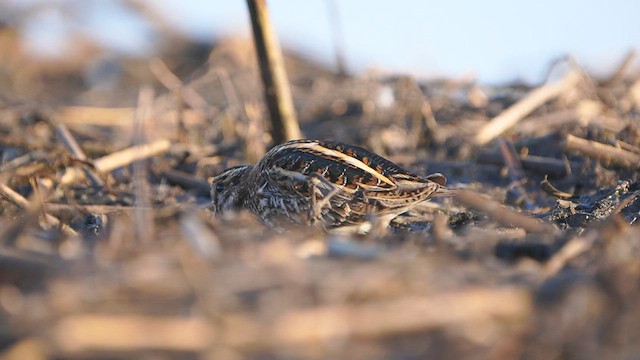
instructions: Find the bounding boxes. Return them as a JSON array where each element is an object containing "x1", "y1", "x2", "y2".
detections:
[{"x1": 211, "y1": 139, "x2": 447, "y2": 231}]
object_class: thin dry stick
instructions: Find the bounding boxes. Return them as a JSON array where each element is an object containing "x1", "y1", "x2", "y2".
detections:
[
  {"x1": 44, "y1": 203, "x2": 135, "y2": 216},
  {"x1": 309, "y1": 175, "x2": 342, "y2": 222},
  {"x1": 396, "y1": 77, "x2": 441, "y2": 145},
  {"x1": 497, "y1": 137, "x2": 533, "y2": 209},
  {"x1": 475, "y1": 70, "x2": 581, "y2": 145},
  {"x1": 477, "y1": 152, "x2": 577, "y2": 177},
  {"x1": 214, "y1": 68, "x2": 244, "y2": 119},
  {"x1": 30, "y1": 177, "x2": 54, "y2": 229},
  {"x1": 455, "y1": 189, "x2": 556, "y2": 234},
  {"x1": 0, "y1": 206, "x2": 43, "y2": 246},
  {"x1": 247, "y1": 0, "x2": 302, "y2": 144},
  {"x1": 0, "y1": 151, "x2": 47, "y2": 174},
  {"x1": 94, "y1": 139, "x2": 171, "y2": 173},
  {"x1": 0, "y1": 183, "x2": 29, "y2": 208},
  {"x1": 60, "y1": 139, "x2": 171, "y2": 185},
  {"x1": 149, "y1": 59, "x2": 192, "y2": 143},
  {"x1": 617, "y1": 140, "x2": 640, "y2": 155},
  {"x1": 0, "y1": 182, "x2": 76, "y2": 237},
  {"x1": 515, "y1": 109, "x2": 578, "y2": 135},
  {"x1": 543, "y1": 231, "x2": 597, "y2": 279},
  {"x1": 497, "y1": 137, "x2": 525, "y2": 181},
  {"x1": 612, "y1": 192, "x2": 638, "y2": 215},
  {"x1": 213, "y1": 68, "x2": 266, "y2": 161},
  {"x1": 54, "y1": 122, "x2": 104, "y2": 187},
  {"x1": 540, "y1": 176, "x2": 573, "y2": 199},
  {"x1": 132, "y1": 85, "x2": 155, "y2": 244},
  {"x1": 149, "y1": 58, "x2": 209, "y2": 110},
  {"x1": 565, "y1": 134, "x2": 640, "y2": 168}
]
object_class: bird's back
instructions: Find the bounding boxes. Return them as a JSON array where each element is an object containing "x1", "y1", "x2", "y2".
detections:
[{"x1": 249, "y1": 140, "x2": 445, "y2": 228}]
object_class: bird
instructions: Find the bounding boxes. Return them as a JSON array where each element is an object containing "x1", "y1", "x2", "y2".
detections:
[{"x1": 210, "y1": 139, "x2": 447, "y2": 231}]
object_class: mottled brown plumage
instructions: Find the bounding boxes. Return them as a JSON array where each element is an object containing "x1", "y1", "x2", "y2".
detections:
[{"x1": 211, "y1": 139, "x2": 447, "y2": 230}]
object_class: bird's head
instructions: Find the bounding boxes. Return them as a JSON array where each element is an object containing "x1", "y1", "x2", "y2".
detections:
[{"x1": 210, "y1": 165, "x2": 252, "y2": 215}]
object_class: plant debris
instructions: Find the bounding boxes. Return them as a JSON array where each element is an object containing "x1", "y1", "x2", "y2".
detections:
[{"x1": 0, "y1": 24, "x2": 640, "y2": 360}]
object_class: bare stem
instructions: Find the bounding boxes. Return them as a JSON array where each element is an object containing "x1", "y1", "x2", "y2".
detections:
[{"x1": 247, "y1": 0, "x2": 302, "y2": 144}]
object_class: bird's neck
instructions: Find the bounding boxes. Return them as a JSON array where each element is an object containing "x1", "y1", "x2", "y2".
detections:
[{"x1": 235, "y1": 166, "x2": 255, "y2": 208}]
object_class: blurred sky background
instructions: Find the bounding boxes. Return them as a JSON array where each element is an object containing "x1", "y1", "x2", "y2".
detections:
[{"x1": 6, "y1": 0, "x2": 640, "y2": 84}]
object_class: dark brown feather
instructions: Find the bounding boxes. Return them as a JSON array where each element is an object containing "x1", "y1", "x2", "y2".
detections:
[{"x1": 211, "y1": 139, "x2": 447, "y2": 230}]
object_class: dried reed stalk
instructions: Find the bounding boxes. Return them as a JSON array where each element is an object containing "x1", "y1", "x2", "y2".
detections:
[
  {"x1": 132, "y1": 85, "x2": 155, "y2": 243},
  {"x1": 475, "y1": 70, "x2": 581, "y2": 145},
  {"x1": 60, "y1": 140, "x2": 171, "y2": 185},
  {"x1": 565, "y1": 134, "x2": 640, "y2": 168},
  {"x1": 247, "y1": 0, "x2": 302, "y2": 144},
  {"x1": 54, "y1": 122, "x2": 104, "y2": 187}
]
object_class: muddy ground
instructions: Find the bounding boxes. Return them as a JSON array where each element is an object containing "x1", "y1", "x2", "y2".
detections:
[{"x1": 0, "y1": 32, "x2": 640, "y2": 359}]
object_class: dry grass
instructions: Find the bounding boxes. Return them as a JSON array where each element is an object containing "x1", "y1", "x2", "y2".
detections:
[{"x1": 0, "y1": 26, "x2": 639, "y2": 359}]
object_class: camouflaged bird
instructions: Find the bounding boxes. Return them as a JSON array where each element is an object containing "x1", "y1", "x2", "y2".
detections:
[{"x1": 210, "y1": 139, "x2": 447, "y2": 231}]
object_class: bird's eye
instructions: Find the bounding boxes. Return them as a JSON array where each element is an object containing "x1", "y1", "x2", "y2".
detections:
[{"x1": 215, "y1": 183, "x2": 225, "y2": 192}]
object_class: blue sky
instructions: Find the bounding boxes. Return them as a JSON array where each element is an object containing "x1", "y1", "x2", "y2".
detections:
[{"x1": 12, "y1": 0, "x2": 640, "y2": 84}]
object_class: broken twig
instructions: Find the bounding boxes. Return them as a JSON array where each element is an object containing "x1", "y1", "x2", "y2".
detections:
[
  {"x1": 54, "y1": 122, "x2": 104, "y2": 188},
  {"x1": 540, "y1": 176, "x2": 574, "y2": 199},
  {"x1": 540, "y1": 176, "x2": 573, "y2": 200},
  {"x1": 149, "y1": 58, "x2": 209, "y2": 110},
  {"x1": 455, "y1": 189, "x2": 556, "y2": 234},
  {"x1": 497, "y1": 137, "x2": 533, "y2": 208},
  {"x1": 60, "y1": 139, "x2": 172, "y2": 185},
  {"x1": 0, "y1": 181, "x2": 76, "y2": 239},
  {"x1": 565, "y1": 134, "x2": 640, "y2": 169},
  {"x1": 475, "y1": 70, "x2": 581, "y2": 145},
  {"x1": 132, "y1": 86, "x2": 156, "y2": 244},
  {"x1": 543, "y1": 231, "x2": 596, "y2": 279}
]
